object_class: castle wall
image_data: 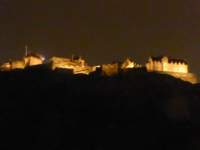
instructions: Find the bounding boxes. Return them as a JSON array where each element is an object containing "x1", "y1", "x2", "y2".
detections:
[
  {"x1": 73, "y1": 66, "x2": 94, "y2": 75},
  {"x1": 153, "y1": 61, "x2": 163, "y2": 71},
  {"x1": 50, "y1": 57, "x2": 94, "y2": 75},
  {"x1": 102, "y1": 63, "x2": 119, "y2": 76},
  {"x1": 50, "y1": 57, "x2": 74, "y2": 70},
  {"x1": 163, "y1": 62, "x2": 188, "y2": 73},
  {"x1": 11, "y1": 60, "x2": 25, "y2": 69},
  {"x1": 121, "y1": 58, "x2": 134, "y2": 69},
  {"x1": 146, "y1": 57, "x2": 189, "y2": 74},
  {"x1": 24, "y1": 56, "x2": 43, "y2": 66},
  {"x1": 146, "y1": 59, "x2": 163, "y2": 72},
  {"x1": 145, "y1": 56, "x2": 196, "y2": 83},
  {"x1": 146, "y1": 61, "x2": 152, "y2": 71},
  {"x1": 0, "y1": 54, "x2": 45, "y2": 71},
  {"x1": 73, "y1": 58, "x2": 85, "y2": 67},
  {"x1": 161, "y1": 57, "x2": 169, "y2": 72},
  {"x1": 0, "y1": 62, "x2": 11, "y2": 71}
]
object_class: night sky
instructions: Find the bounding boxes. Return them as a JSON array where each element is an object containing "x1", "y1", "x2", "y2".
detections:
[{"x1": 0, "y1": 0, "x2": 200, "y2": 75}]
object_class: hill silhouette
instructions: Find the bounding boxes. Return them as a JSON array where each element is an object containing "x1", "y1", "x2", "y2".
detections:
[{"x1": 0, "y1": 66, "x2": 200, "y2": 150}]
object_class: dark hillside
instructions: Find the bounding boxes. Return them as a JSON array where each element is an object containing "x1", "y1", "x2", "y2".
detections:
[{"x1": 0, "y1": 67, "x2": 199, "y2": 150}]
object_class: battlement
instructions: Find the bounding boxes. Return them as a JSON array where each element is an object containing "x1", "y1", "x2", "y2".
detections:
[
  {"x1": 145, "y1": 56, "x2": 198, "y2": 83},
  {"x1": 146, "y1": 56, "x2": 189, "y2": 74}
]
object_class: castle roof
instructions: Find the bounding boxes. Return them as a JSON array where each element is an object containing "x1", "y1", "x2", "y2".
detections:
[
  {"x1": 151, "y1": 56, "x2": 188, "y2": 64},
  {"x1": 25, "y1": 52, "x2": 45, "y2": 60}
]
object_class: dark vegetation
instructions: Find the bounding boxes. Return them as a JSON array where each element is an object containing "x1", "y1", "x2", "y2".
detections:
[{"x1": 0, "y1": 65, "x2": 200, "y2": 150}]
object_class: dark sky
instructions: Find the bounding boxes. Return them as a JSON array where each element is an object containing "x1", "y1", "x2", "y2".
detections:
[{"x1": 0, "y1": 0, "x2": 200, "y2": 74}]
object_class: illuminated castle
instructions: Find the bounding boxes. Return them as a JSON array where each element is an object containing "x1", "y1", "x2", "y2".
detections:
[
  {"x1": 146, "y1": 56, "x2": 188, "y2": 73},
  {"x1": 101, "y1": 58, "x2": 142, "y2": 76},
  {"x1": 49, "y1": 56, "x2": 96, "y2": 75},
  {"x1": 0, "y1": 48, "x2": 198, "y2": 84},
  {"x1": 0, "y1": 52, "x2": 45, "y2": 71},
  {"x1": 0, "y1": 46, "x2": 97, "y2": 75},
  {"x1": 146, "y1": 56, "x2": 197, "y2": 84}
]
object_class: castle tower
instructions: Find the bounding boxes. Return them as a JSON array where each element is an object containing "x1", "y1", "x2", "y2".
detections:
[
  {"x1": 161, "y1": 56, "x2": 168, "y2": 72},
  {"x1": 146, "y1": 56, "x2": 197, "y2": 84},
  {"x1": 146, "y1": 56, "x2": 189, "y2": 74},
  {"x1": 121, "y1": 58, "x2": 135, "y2": 69}
]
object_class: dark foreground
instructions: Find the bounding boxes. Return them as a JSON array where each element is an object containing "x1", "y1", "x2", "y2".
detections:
[{"x1": 0, "y1": 66, "x2": 200, "y2": 150}]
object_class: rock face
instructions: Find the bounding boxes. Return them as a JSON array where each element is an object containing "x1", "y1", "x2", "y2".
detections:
[
  {"x1": 160, "y1": 72, "x2": 198, "y2": 84},
  {"x1": 0, "y1": 68, "x2": 199, "y2": 150}
]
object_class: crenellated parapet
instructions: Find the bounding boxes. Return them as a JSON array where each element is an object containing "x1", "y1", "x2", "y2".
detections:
[
  {"x1": 146, "y1": 56, "x2": 188, "y2": 73},
  {"x1": 146, "y1": 56, "x2": 198, "y2": 84}
]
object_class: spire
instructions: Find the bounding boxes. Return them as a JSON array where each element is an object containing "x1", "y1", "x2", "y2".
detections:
[
  {"x1": 71, "y1": 54, "x2": 74, "y2": 61},
  {"x1": 25, "y1": 45, "x2": 28, "y2": 56}
]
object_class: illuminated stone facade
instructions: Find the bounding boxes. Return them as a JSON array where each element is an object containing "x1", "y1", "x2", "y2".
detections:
[
  {"x1": 146, "y1": 56, "x2": 197, "y2": 84},
  {"x1": 102, "y1": 63, "x2": 119, "y2": 76},
  {"x1": 0, "y1": 53, "x2": 198, "y2": 84},
  {"x1": 102, "y1": 58, "x2": 142, "y2": 76},
  {"x1": 50, "y1": 56, "x2": 96, "y2": 75},
  {"x1": 24, "y1": 53, "x2": 45, "y2": 66},
  {"x1": 146, "y1": 56, "x2": 188, "y2": 73},
  {"x1": 0, "y1": 53, "x2": 45, "y2": 71},
  {"x1": 121, "y1": 58, "x2": 142, "y2": 69}
]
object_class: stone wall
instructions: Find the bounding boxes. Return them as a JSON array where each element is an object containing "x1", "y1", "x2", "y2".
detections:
[
  {"x1": 50, "y1": 56, "x2": 95, "y2": 75},
  {"x1": 146, "y1": 57, "x2": 188, "y2": 74},
  {"x1": 24, "y1": 56, "x2": 44, "y2": 66},
  {"x1": 102, "y1": 63, "x2": 119, "y2": 76}
]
